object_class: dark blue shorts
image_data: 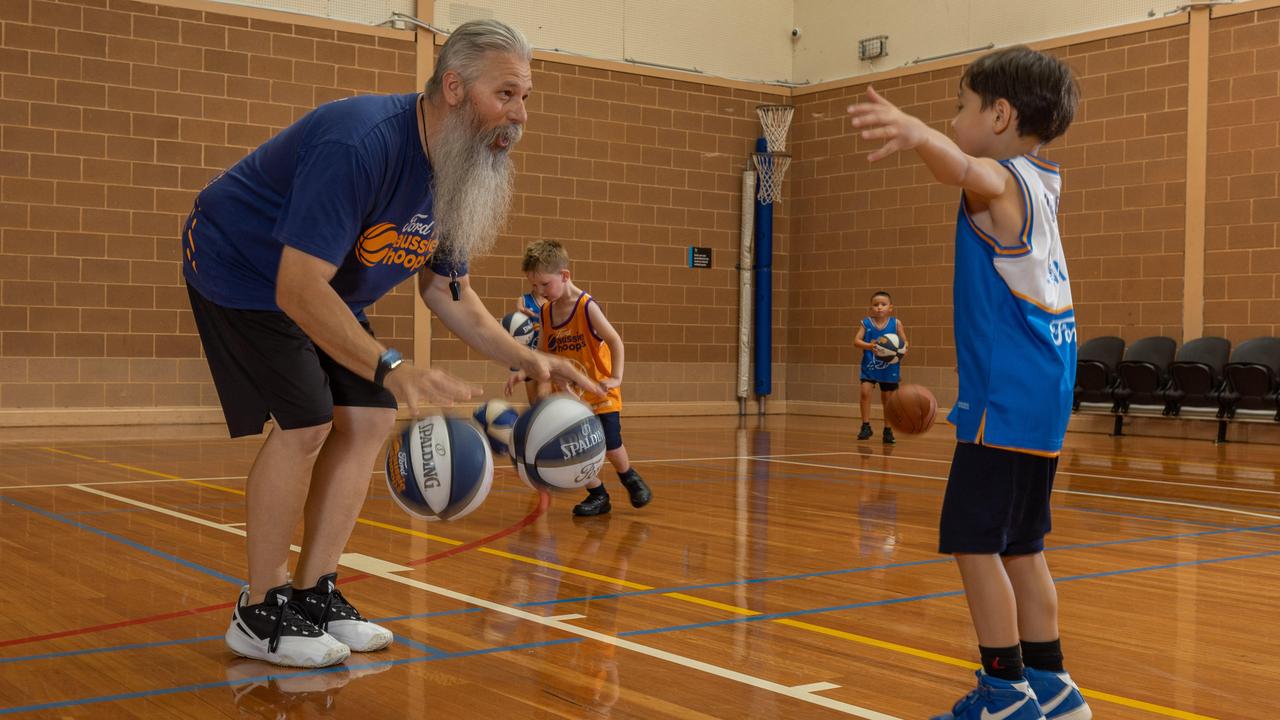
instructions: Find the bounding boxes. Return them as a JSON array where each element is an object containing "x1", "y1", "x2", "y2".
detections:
[
  {"x1": 938, "y1": 442, "x2": 1057, "y2": 555},
  {"x1": 597, "y1": 411, "x2": 623, "y2": 451},
  {"x1": 860, "y1": 378, "x2": 900, "y2": 391}
]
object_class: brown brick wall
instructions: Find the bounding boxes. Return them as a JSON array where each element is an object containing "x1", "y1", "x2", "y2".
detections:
[
  {"x1": 1206, "y1": 8, "x2": 1280, "y2": 342},
  {"x1": 0, "y1": 0, "x2": 416, "y2": 409},
  {"x1": 434, "y1": 59, "x2": 786, "y2": 405},
  {"x1": 784, "y1": 23, "x2": 1191, "y2": 408},
  {"x1": 0, "y1": 0, "x2": 785, "y2": 412}
]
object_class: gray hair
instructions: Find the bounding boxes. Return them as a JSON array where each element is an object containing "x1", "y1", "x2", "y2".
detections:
[{"x1": 425, "y1": 20, "x2": 532, "y2": 100}]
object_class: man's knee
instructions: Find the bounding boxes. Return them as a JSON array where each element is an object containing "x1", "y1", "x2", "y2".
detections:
[{"x1": 273, "y1": 421, "x2": 333, "y2": 457}]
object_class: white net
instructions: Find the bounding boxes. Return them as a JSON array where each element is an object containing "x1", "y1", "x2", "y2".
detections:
[
  {"x1": 756, "y1": 104, "x2": 794, "y2": 152},
  {"x1": 751, "y1": 152, "x2": 790, "y2": 204}
]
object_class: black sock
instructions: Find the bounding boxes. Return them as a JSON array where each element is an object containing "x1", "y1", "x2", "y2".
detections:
[
  {"x1": 979, "y1": 644, "x2": 1024, "y2": 682},
  {"x1": 1021, "y1": 638, "x2": 1064, "y2": 673},
  {"x1": 617, "y1": 467, "x2": 635, "y2": 481},
  {"x1": 588, "y1": 484, "x2": 608, "y2": 497}
]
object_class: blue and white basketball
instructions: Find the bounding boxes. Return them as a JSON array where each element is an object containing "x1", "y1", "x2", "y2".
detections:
[
  {"x1": 384, "y1": 416, "x2": 493, "y2": 521},
  {"x1": 511, "y1": 393, "x2": 606, "y2": 491},
  {"x1": 501, "y1": 311, "x2": 538, "y2": 349},
  {"x1": 473, "y1": 398, "x2": 519, "y2": 458},
  {"x1": 874, "y1": 333, "x2": 904, "y2": 364}
]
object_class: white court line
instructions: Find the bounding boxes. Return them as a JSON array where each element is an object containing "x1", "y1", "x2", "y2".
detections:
[
  {"x1": 759, "y1": 458, "x2": 1280, "y2": 523},
  {"x1": 17, "y1": 447, "x2": 1277, "y2": 502},
  {"x1": 64, "y1": 483, "x2": 901, "y2": 720},
  {"x1": 0, "y1": 475, "x2": 246, "y2": 491},
  {"x1": 716, "y1": 449, "x2": 1280, "y2": 497},
  {"x1": 544, "y1": 613, "x2": 586, "y2": 622},
  {"x1": 793, "y1": 681, "x2": 842, "y2": 693}
]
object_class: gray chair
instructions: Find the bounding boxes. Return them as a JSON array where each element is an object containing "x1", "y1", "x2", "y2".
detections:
[
  {"x1": 1216, "y1": 337, "x2": 1280, "y2": 421},
  {"x1": 1112, "y1": 336, "x2": 1176, "y2": 413},
  {"x1": 1161, "y1": 337, "x2": 1230, "y2": 416},
  {"x1": 1074, "y1": 336, "x2": 1124, "y2": 411}
]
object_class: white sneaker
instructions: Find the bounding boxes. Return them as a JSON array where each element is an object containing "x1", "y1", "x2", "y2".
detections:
[
  {"x1": 224, "y1": 584, "x2": 349, "y2": 668},
  {"x1": 294, "y1": 573, "x2": 393, "y2": 653}
]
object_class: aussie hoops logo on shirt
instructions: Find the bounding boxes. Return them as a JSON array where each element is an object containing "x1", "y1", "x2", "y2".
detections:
[
  {"x1": 546, "y1": 332, "x2": 587, "y2": 354},
  {"x1": 356, "y1": 213, "x2": 439, "y2": 271}
]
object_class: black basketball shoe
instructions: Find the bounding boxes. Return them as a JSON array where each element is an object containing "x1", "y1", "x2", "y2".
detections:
[
  {"x1": 294, "y1": 573, "x2": 393, "y2": 652},
  {"x1": 857, "y1": 423, "x2": 874, "y2": 440},
  {"x1": 573, "y1": 491, "x2": 612, "y2": 516},
  {"x1": 618, "y1": 468, "x2": 652, "y2": 508},
  {"x1": 225, "y1": 583, "x2": 348, "y2": 668}
]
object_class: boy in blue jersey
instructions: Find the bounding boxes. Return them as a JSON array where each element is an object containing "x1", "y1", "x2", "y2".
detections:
[
  {"x1": 853, "y1": 290, "x2": 908, "y2": 444},
  {"x1": 183, "y1": 21, "x2": 598, "y2": 669},
  {"x1": 849, "y1": 47, "x2": 1089, "y2": 720}
]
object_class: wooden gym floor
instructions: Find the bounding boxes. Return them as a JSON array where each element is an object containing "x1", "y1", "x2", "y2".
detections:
[{"x1": 0, "y1": 415, "x2": 1275, "y2": 719}]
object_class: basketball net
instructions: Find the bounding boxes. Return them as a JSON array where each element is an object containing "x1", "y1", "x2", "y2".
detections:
[
  {"x1": 753, "y1": 104, "x2": 794, "y2": 204},
  {"x1": 756, "y1": 104, "x2": 794, "y2": 152},
  {"x1": 751, "y1": 152, "x2": 791, "y2": 204}
]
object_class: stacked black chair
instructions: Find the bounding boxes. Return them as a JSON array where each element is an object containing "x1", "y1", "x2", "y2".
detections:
[
  {"x1": 1161, "y1": 337, "x2": 1231, "y2": 416},
  {"x1": 1112, "y1": 336, "x2": 1177, "y2": 414},
  {"x1": 1074, "y1": 336, "x2": 1125, "y2": 411},
  {"x1": 1216, "y1": 337, "x2": 1280, "y2": 422}
]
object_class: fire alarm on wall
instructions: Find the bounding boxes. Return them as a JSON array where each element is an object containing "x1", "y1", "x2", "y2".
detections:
[{"x1": 859, "y1": 35, "x2": 888, "y2": 61}]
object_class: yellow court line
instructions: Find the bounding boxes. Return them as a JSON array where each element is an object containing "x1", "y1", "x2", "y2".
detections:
[{"x1": 35, "y1": 446, "x2": 1220, "y2": 720}]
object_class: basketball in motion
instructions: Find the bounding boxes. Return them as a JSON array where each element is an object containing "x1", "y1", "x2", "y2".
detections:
[
  {"x1": 501, "y1": 311, "x2": 538, "y2": 349},
  {"x1": 384, "y1": 415, "x2": 493, "y2": 521},
  {"x1": 883, "y1": 384, "x2": 936, "y2": 434},
  {"x1": 511, "y1": 393, "x2": 606, "y2": 491},
  {"x1": 473, "y1": 398, "x2": 519, "y2": 458}
]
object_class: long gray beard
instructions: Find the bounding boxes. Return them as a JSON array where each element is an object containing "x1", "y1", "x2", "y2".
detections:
[{"x1": 430, "y1": 101, "x2": 520, "y2": 264}]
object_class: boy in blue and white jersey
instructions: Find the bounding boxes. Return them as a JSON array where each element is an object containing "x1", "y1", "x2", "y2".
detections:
[
  {"x1": 854, "y1": 291, "x2": 909, "y2": 444},
  {"x1": 848, "y1": 47, "x2": 1089, "y2": 720}
]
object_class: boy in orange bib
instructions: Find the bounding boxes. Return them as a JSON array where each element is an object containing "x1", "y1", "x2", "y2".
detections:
[{"x1": 506, "y1": 240, "x2": 652, "y2": 516}]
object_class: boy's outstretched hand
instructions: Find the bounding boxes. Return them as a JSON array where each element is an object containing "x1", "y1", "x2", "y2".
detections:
[{"x1": 847, "y1": 87, "x2": 930, "y2": 162}]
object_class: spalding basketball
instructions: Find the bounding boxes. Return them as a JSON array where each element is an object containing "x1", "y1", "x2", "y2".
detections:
[
  {"x1": 874, "y1": 333, "x2": 904, "y2": 364},
  {"x1": 501, "y1": 311, "x2": 538, "y2": 349},
  {"x1": 511, "y1": 393, "x2": 606, "y2": 491},
  {"x1": 384, "y1": 416, "x2": 493, "y2": 521},
  {"x1": 883, "y1": 384, "x2": 937, "y2": 434},
  {"x1": 473, "y1": 398, "x2": 519, "y2": 458}
]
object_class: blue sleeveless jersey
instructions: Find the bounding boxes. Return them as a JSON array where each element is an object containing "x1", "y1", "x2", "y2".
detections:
[
  {"x1": 860, "y1": 316, "x2": 901, "y2": 383},
  {"x1": 181, "y1": 93, "x2": 463, "y2": 317},
  {"x1": 949, "y1": 155, "x2": 1076, "y2": 456},
  {"x1": 519, "y1": 292, "x2": 542, "y2": 348}
]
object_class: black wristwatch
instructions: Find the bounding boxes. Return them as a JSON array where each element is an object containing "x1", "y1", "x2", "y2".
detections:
[{"x1": 374, "y1": 348, "x2": 404, "y2": 387}]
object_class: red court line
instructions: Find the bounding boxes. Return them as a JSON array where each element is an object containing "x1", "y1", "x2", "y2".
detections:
[{"x1": 0, "y1": 490, "x2": 550, "y2": 650}]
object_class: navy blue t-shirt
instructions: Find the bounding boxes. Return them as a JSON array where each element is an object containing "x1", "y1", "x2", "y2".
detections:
[{"x1": 182, "y1": 93, "x2": 464, "y2": 316}]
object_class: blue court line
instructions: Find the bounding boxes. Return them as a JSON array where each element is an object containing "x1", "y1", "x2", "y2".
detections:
[
  {"x1": 0, "y1": 495, "x2": 244, "y2": 586},
  {"x1": 0, "y1": 609, "x2": 474, "y2": 668},
  {"x1": 524, "y1": 521, "x2": 1280, "y2": 607},
  {"x1": 3, "y1": 493, "x2": 1276, "y2": 715},
  {"x1": 9, "y1": 521, "x2": 1278, "y2": 670},
  {"x1": 617, "y1": 546, "x2": 1280, "y2": 638},
  {"x1": 0, "y1": 638, "x2": 586, "y2": 715}
]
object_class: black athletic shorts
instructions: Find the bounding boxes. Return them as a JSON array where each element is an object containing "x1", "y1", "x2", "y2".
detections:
[
  {"x1": 186, "y1": 285, "x2": 397, "y2": 438},
  {"x1": 938, "y1": 442, "x2": 1057, "y2": 555},
  {"x1": 597, "y1": 411, "x2": 623, "y2": 451},
  {"x1": 860, "y1": 378, "x2": 900, "y2": 392}
]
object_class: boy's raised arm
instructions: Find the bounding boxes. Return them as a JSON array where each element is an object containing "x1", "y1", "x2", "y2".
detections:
[{"x1": 847, "y1": 87, "x2": 1009, "y2": 202}]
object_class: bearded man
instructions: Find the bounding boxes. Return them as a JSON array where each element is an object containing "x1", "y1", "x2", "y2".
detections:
[{"x1": 181, "y1": 20, "x2": 595, "y2": 668}]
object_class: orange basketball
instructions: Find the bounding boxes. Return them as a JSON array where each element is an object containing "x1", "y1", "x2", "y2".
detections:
[{"x1": 883, "y1": 384, "x2": 937, "y2": 434}]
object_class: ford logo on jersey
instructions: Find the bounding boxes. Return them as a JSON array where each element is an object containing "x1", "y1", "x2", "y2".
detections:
[{"x1": 1050, "y1": 318, "x2": 1076, "y2": 346}]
